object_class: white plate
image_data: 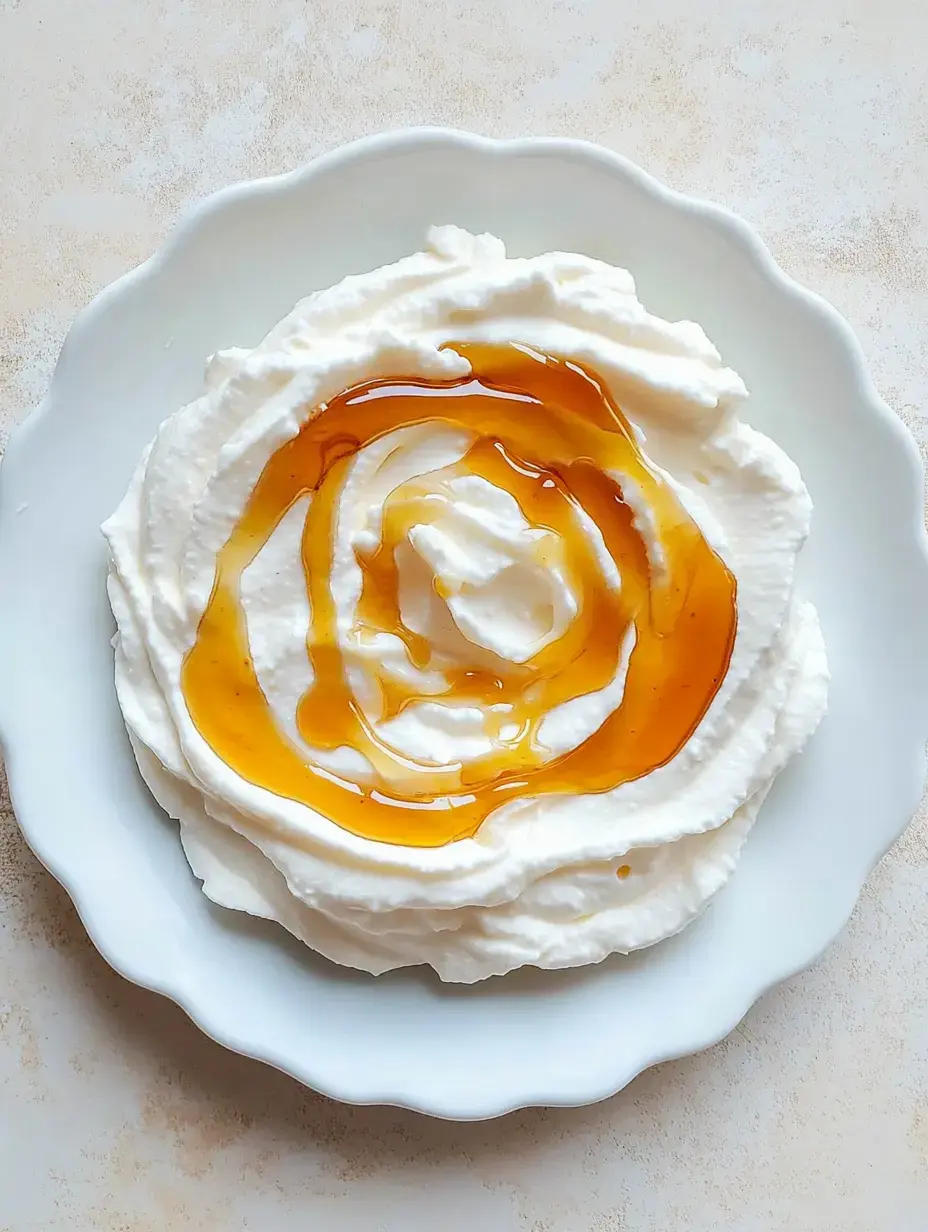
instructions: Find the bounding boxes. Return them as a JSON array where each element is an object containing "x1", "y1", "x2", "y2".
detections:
[{"x1": 2, "y1": 129, "x2": 927, "y2": 1120}]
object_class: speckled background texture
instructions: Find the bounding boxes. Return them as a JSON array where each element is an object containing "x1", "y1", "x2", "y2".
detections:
[{"x1": 1, "y1": 1, "x2": 927, "y2": 1228}]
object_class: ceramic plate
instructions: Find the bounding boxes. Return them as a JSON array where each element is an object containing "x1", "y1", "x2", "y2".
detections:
[{"x1": 2, "y1": 129, "x2": 926, "y2": 1119}]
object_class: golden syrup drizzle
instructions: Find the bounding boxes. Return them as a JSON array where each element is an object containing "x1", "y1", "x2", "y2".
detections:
[{"x1": 181, "y1": 342, "x2": 737, "y2": 846}]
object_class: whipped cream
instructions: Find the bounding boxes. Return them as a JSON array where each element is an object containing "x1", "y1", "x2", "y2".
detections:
[{"x1": 103, "y1": 227, "x2": 828, "y2": 982}]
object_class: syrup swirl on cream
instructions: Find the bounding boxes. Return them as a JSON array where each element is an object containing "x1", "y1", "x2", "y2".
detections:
[{"x1": 181, "y1": 341, "x2": 737, "y2": 847}]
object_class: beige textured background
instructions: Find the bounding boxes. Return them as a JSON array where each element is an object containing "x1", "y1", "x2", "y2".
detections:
[{"x1": 1, "y1": 1, "x2": 927, "y2": 1228}]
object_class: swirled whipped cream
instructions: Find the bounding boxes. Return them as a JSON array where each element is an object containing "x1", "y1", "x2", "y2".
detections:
[{"x1": 103, "y1": 226, "x2": 828, "y2": 982}]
